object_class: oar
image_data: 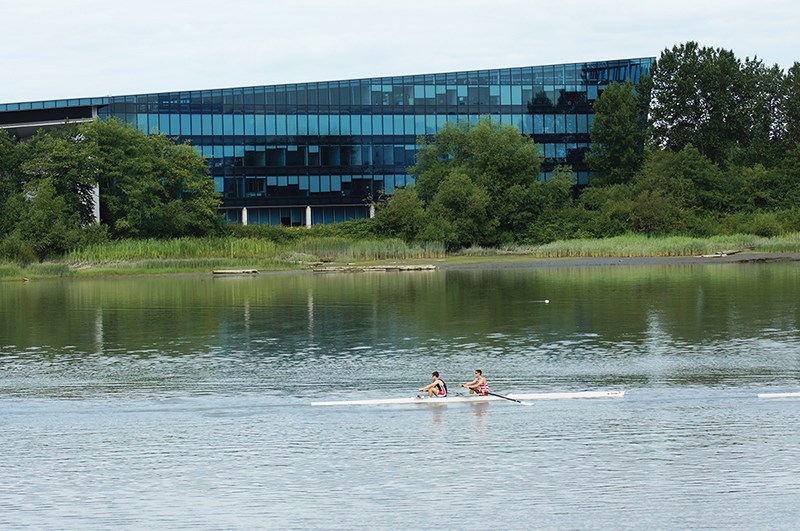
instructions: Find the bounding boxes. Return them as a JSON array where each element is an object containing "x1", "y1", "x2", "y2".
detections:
[{"x1": 464, "y1": 386, "x2": 532, "y2": 406}]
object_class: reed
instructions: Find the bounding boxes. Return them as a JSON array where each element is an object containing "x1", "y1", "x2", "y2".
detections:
[
  {"x1": 458, "y1": 234, "x2": 800, "y2": 258},
  {"x1": 290, "y1": 237, "x2": 446, "y2": 261},
  {"x1": 0, "y1": 262, "x2": 72, "y2": 280},
  {"x1": 5, "y1": 233, "x2": 799, "y2": 281},
  {"x1": 66, "y1": 236, "x2": 447, "y2": 265},
  {"x1": 530, "y1": 234, "x2": 755, "y2": 258},
  {"x1": 67, "y1": 237, "x2": 281, "y2": 261},
  {"x1": 755, "y1": 232, "x2": 800, "y2": 252}
]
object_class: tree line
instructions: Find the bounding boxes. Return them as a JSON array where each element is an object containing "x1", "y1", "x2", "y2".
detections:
[{"x1": 2, "y1": 41, "x2": 800, "y2": 261}]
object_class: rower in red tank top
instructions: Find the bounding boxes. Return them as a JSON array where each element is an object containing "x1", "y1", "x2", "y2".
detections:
[
  {"x1": 460, "y1": 369, "x2": 489, "y2": 395},
  {"x1": 419, "y1": 371, "x2": 448, "y2": 398}
]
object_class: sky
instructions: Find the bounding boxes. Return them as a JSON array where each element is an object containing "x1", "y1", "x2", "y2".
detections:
[{"x1": 2, "y1": 0, "x2": 799, "y2": 104}]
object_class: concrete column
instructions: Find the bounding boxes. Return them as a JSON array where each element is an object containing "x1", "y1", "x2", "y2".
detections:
[
  {"x1": 305, "y1": 206, "x2": 312, "y2": 227},
  {"x1": 369, "y1": 204, "x2": 375, "y2": 218},
  {"x1": 242, "y1": 207, "x2": 248, "y2": 226},
  {"x1": 92, "y1": 183, "x2": 100, "y2": 223}
]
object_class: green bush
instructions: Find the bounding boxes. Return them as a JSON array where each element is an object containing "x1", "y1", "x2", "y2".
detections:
[
  {"x1": 719, "y1": 211, "x2": 786, "y2": 237},
  {"x1": 0, "y1": 234, "x2": 38, "y2": 265}
]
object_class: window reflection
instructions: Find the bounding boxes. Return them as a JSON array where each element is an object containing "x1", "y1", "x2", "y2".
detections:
[{"x1": 62, "y1": 58, "x2": 653, "y2": 223}]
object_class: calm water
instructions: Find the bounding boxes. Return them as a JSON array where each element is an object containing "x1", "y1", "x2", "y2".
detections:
[{"x1": 1, "y1": 263, "x2": 799, "y2": 530}]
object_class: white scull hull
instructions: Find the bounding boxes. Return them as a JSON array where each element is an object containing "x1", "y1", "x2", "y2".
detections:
[
  {"x1": 310, "y1": 390, "x2": 624, "y2": 406},
  {"x1": 758, "y1": 392, "x2": 800, "y2": 398}
]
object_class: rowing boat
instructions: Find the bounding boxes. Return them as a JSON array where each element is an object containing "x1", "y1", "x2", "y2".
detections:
[
  {"x1": 310, "y1": 390, "x2": 624, "y2": 406},
  {"x1": 757, "y1": 392, "x2": 800, "y2": 398}
]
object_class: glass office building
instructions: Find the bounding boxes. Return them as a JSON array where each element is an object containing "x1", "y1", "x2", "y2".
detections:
[{"x1": 0, "y1": 57, "x2": 653, "y2": 226}]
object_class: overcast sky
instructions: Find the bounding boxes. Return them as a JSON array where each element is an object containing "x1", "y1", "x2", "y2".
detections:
[{"x1": 2, "y1": 0, "x2": 798, "y2": 104}]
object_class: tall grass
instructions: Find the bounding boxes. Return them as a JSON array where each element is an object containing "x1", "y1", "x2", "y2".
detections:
[
  {"x1": 4, "y1": 232, "x2": 798, "y2": 281},
  {"x1": 68, "y1": 237, "x2": 280, "y2": 261},
  {"x1": 531, "y1": 234, "x2": 758, "y2": 258},
  {"x1": 460, "y1": 233, "x2": 800, "y2": 258},
  {"x1": 755, "y1": 232, "x2": 800, "y2": 252},
  {"x1": 66, "y1": 236, "x2": 446, "y2": 264},
  {"x1": 290, "y1": 237, "x2": 445, "y2": 261},
  {"x1": 0, "y1": 262, "x2": 72, "y2": 280}
]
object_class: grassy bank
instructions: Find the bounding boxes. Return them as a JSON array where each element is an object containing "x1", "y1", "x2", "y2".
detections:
[
  {"x1": 2, "y1": 233, "x2": 800, "y2": 281},
  {"x1": 461, "y1": 233, "x2": 800, "y2": 258}
]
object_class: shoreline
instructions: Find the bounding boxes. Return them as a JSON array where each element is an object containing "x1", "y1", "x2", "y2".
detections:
[
  {"x1": 4, "y1": 251, "x2": 800, "y2": 282},
  {"x1": 436, "y1": 252, "x2": 800, "y2": 270}
]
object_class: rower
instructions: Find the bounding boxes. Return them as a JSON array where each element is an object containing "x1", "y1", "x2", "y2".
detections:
[
  {"x1": 419, "y1": 371, "x2": 448, "y2": 398},
  {"x1": 460, "y1": 369, "x2": 489, "y2": 395}
]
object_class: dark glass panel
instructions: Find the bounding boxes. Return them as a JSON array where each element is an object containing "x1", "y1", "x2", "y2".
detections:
[
  {"x1": 329, "y1": 85, "x2": 340, "y2": 106},
  {"x1": 318, "y1": 86, "x2": 330, "y2": 106},
  {"x1": 275, "y1": 87, "x2": 286, "y2": 106},
  {"x1": 307, "y1": 85, "x2": 318, "y2": 105},
  {"x1": 393, "y1": 85, "x2": 405, "y2": 105}
]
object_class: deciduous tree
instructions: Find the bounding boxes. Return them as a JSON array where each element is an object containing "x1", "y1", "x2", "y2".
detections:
[
  {"x1": 586, "y1": 80, "x2": 647, "y2": 185},
  {"x1": 409, "y1": 117, "x2": 542, "y2": 246}
]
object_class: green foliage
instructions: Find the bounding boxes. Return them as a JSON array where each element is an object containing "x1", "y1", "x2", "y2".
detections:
[
  {"x1": 403, "y1": 117, "x2": 543, "y2": 248},
  {"x1": 633, "y1": 146, "x2": 728, "y2": 213},
  {"x1": 647, "y1": 42, "x2": 751, "y2": 164},
  {"x1": 646, "y1": 42, "x2": 797, "y2": 169},
  {"x1": 586, "y1": 80, "x2": 647, "y2": 185},
  {"x1": 373, "y1": 185, "x2": 425, "y2": 241},
  {"x1": 1, "y1": 118, "x2": 222, "y2": 260},
  {"x1": 224, "y1": 223, "x2": 303, "y2": 243},
  {"x1": 420, "y1": 170, "x2": 496, "y2": 249},
  {"x1": 628, "y1": 189, "x2": 687, "y2": 235},
  {"x1": 1, "y1": 178, "x2": 85, "y2": 261},
  {"x1": 80, "y1": 119, "x2": 222, "y2": 238},
  {"x1": 576, "y1": 185, "x2": 634, "y2": 238},
  {"x1": 303, "y1": 218, "x2": 378, "y2": 239},
  {"x1": 784, "y1": 63, "x2": 800, "y2": 147},
  {"x1": 20, "y1": 124, "x2": 98, "y2": 225},
  {"x1": 723, "y1": 163, "x2": 800, "y2": 212}
]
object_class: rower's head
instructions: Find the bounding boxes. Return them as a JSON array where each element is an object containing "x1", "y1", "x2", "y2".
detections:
[
  {"x1": 432, "y1": 371, "x2": 440, "y2": 379},
  {"x1": 474, "y1": 369, "x2": 482, "y2": 376}
]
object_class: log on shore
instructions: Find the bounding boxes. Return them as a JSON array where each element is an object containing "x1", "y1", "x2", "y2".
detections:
[{"x1": 313, "y1": 264, "x2": 437, "y2": 273}]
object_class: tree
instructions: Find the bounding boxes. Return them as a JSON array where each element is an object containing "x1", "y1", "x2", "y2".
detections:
[
  {"x1": 0, "y1": 129, "x2": 24, "y2": 238},
  {"x1": 586, "y1": 80, "x2": 647, "y2": 186},
  {"x1": 79, "y1": 119, "x2": 222, "y2": 238},
  {"x1": 633, "y1": 145, "x2": 728, "y2": 214},
  {"x1": 419, "y1": 170, "x2": 496, "y2": 249},
  {"x1": 784, "y1": 63, "x2": 800, "y2": 147},
  {"x1": 20, "y1": 124, "x2": 102, "y2": 226},
  {"x1": 409, "y1": 117, "x2": 543, "y2": 246},
  {"x1": 646, "y1": 42, "x2": 751, "y2": 165},
  {"x1": 6, "y1": 178, "x2": 82, "y2": 260}
]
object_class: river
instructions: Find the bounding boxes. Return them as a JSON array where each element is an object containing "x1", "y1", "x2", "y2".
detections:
[{"x1": 1, "y1": 262, "x2": 799, "y2": 529}]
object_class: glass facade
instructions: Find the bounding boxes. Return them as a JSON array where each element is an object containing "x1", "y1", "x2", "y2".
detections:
[{"x1": 1, "y1": 58, "x2": 653, "y2": 225}]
